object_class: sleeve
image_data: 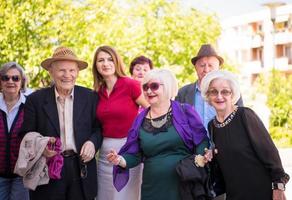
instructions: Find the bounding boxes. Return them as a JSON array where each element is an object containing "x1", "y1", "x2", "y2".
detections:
[
  {"x1": 129, "y1": 79, "x2": 142, "y2": 100},
  {"x1": 242, "y1": 108, "x2": 286, "y2": 181},
  {"x1": 90, "y1": 92, "x2": 103, "y2": 151},
  {"x1": 195, "y1": 138, "x2": 209, "y2": 155},
  {"x1": 21, "y1": 94, "x2": 37, "y2": 135},
  {"x1": 123, "y1": 152, "x2": 143, "y2": 169}
]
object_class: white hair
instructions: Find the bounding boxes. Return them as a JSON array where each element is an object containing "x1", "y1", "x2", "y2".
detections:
[
  {"x1": 142, "y1": 68, "x2": 178, "y2": 100},
  {"x1": 201, "y1": 70, "x2": 240, "y2": 105}
]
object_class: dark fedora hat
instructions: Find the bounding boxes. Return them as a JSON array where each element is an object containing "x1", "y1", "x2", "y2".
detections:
[
  {"x1": 191, "y1": 44, "x2": 224, "y2": 66},
  {"x1": 41, "y1": 46, "x2": 88, "y2": 70}
]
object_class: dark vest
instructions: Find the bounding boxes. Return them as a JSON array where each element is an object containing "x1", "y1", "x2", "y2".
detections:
[{"x1": 0, "y1": 104, "x2": 24, "y2": 177}]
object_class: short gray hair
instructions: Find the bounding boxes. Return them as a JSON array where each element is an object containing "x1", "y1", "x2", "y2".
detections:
[
  {"x1": 0, "y1": 62, "x2": 27, "y2": 92},
  {"x1": 201, "y1": 70, "x2": 240, "y2": 105},
  {"x1": 142, "y1": 68, "x2": 178, "y2": 100}
]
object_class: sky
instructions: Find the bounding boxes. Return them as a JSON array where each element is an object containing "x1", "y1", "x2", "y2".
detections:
[{"x1": 183, "y1": 0, "x2": 292, "y2": 19}]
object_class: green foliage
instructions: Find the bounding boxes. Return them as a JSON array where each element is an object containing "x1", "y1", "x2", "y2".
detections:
[
  {"x1": 270, "y1": 126, "x2": 292, "y2": 148},
  {"x1": 254, "y1": 70, "x2": 292, "y2": 147},
  {"x1": 0, "y1": 0, "x2": 221, "y2": 88}
]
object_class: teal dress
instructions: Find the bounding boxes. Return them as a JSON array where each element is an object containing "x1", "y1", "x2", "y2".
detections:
[{"x1": 123, "y1": 114, "x2": 208, "y2": 200}]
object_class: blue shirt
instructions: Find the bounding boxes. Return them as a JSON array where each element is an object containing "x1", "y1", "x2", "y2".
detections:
[{"x1": 194, "y1": 83, "x2": 216, "y2": 131}]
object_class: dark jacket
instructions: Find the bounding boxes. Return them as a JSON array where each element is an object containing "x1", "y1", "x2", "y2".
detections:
[
  {"x1": 22, "y1": 85, "x2": 102, "y2": 200},
  {"x1": 176, "y1": 82, "x2": 244, "y2": 106},
  {"x1": 176, "y1": 155, "x2": 214, "y2": 200}
]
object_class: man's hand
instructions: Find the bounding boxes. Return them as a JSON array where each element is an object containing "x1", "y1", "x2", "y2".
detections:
[
  {"x1": 80, "y1": 141, "x2": 95, "y2": 163},
  {"x1": 42, "y1": 137, "x2": 57, "y2": 158}
]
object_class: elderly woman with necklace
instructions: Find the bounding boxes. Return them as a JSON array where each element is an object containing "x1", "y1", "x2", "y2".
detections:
[
  {"x1": 107, "y1": 69, "x2": 210, "y2": 200},
  {"x1": 0, "y1": 62, "x2": 29, "y2": 200},
  {"x1": 200, "y1": 70, "x2": 289, "y2": 200}
]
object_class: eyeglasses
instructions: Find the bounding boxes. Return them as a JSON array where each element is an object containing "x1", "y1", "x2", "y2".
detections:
[
  {"x1": 207, "y1": 89, "x2": 232, "y2": 97},
  {"x1": 142, "y1": 82, "x2": 163, "y2": 92},
  {"x1": 1, "y1": 75, "x2": 20, "y2": 82}
]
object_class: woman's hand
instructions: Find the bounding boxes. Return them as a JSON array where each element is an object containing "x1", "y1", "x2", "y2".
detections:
[
  {"x1": 273, "y1": 189, "x2": 286, "y2": 200},
  {"x1": 203, "y1": 148, "x2": 214, "y2": 162},
  {"x1": 107, "y1": 149, "x2": 120, "y2": 165},
  {"x1": 107, "y1": 149, "x2": 126, "y2": 168}
]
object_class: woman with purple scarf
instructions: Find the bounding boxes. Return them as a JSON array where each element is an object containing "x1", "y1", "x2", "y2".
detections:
[{"x1": 107, "y1": 69, "x2": 210, "y2": 200}]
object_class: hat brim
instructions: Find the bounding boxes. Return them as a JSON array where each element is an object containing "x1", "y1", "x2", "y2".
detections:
[
  {"x1": 191, "y1": 55, "x2": 224, "y2": 66},
  {"x1": 41, "y1": 58, "x2": 88, "y2": 71}
]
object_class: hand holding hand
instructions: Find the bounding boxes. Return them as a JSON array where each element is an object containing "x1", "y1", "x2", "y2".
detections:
[{"x1": 80, "y1": 141, "x2": 95, "y2": 163}]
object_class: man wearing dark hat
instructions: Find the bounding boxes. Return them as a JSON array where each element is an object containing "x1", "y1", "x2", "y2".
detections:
[
  {"x1": 176, "y1": 44, "x2": 243, "y2": 128},
  {"x1": 22, "y1": 46, "x2": 102, "y2": 200}
]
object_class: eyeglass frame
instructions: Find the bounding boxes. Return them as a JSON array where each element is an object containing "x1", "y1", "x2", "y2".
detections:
[
  {"x1": 207, "y1": 89, "x2": 232, "y2": 97},
  {"x1": 0, "y1": 75, "x2": 21, "y2": 82},
  {"x1": 142, "y1": 82, "x2": 163, "y2": 92}
]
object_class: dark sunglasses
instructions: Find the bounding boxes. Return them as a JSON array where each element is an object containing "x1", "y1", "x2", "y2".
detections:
[
  {"x1": 207, "y1": 89, "x2": 232, "y2": 97},
  {"x1": 1, "y1": 75, "x2": 20, "y2": 82},
  {"x1": 142, "y1": 82, "x2": 163, "y2": 92}
]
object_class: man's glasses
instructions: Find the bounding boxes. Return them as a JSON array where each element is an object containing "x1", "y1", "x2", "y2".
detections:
[
  {"x1": 142, "y1": 82, "x2": 163, "y2": 92},
  {"x1": 207, "y1": 89, "x2": 232, "y2": 97},
  {"x1": 1, "y1": 75, "x2": 20, "y2": 82}
]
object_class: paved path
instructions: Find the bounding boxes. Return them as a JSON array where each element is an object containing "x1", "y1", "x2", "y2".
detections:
[{"x1": 278, "y1": 148, "x2": 292, "y2": 200}]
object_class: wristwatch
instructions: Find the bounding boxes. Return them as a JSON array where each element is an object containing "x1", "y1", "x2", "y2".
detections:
[{"x1": 272, "y1": 182, "x2": 285, "y2": 191}]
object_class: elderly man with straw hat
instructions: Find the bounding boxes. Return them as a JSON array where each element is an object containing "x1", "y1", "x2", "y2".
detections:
[{"x1": 22, "y1": 46, "x2": 102, "y2": 200}]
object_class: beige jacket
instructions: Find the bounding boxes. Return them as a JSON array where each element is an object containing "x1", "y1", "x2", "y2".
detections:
[{"x1": 14, "y1": 132, "x2": 50, "y2": 190}]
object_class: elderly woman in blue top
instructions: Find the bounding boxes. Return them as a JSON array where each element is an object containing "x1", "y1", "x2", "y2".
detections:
[
  {"x1": 0, "y1": 62, "x2": 29, "y2": 200},
  {"x1": 107, "y1": 68, "x2": 209, "y2": 200}
]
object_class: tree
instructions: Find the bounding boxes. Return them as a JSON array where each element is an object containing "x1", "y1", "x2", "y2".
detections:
[{"x1": 0, "y1": 0, "x2": 221, "y2": 88}]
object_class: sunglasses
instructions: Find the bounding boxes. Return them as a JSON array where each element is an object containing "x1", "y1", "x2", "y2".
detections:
[
  {"x1": 142, "y1": 82, "x2": 163, "y2": 92},
  {"x1": 207, "y1": 89, "x2": 232, "y2": 97},
  {"x1": 1, "y1": 75, "x2": 21, "y2": 82}
]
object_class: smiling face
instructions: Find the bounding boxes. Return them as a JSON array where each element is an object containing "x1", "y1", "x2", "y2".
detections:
[
  {"x1": 207, "y1": 78, "x2": 233, "y2": 113},
  {"x1": 49, "y1": 60, "x2": 79, "y2": 96},
  {"x1": 142, "y1": 79, "x2": 168, "y2": 106},
  {"x1": 0, "y1": 68, "x2": 22, "y2": 97},
  {"x1": 131, "y1": 63, "x2": 151, "y2": 82},
  {"x1": 95, "y1": 51, "x2": 116, "y2": 79}
]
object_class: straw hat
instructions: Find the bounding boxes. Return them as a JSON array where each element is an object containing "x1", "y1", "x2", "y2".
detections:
[
  {"x1": 41, "y1": 46, "x2": 88, "y2": 70},
  {"x1": 191, "y1": 44, "x2": 224, "y2": 66}
]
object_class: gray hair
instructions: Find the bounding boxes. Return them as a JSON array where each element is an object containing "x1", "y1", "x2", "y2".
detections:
[
  {"x1": 201, "y1": 70, "x2": 240, "y2": 105},
  {"x1": 142, "y1": 68, "x2": 178, "y2": 100},
  {"x1": 0, "y1": 62, "x2": 27, "y2": 92}
]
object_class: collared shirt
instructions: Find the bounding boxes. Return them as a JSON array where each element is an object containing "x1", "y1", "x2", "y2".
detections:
[
  {"x1": 96, "y1": 77, "x2": 141, "y2": 138},
  {"x1": 0, "y1": 93, "x2": 26, "y2": 131},
  {"x1": 55, "y1": 88, "x2": 76, "y2": 152},
  {"x1": 194, "y1": 83, "x2": 216, "y2": 131}
]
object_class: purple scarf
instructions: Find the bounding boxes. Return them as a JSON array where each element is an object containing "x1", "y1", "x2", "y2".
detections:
[{"x1": 113, "y1": 100, "x2": 208, "y2": 191}]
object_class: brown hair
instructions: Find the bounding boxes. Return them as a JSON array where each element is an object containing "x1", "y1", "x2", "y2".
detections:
[
  {"x1": 129, "y1": 55, "x2": 153, "y2": 75},
  {"x1": 92, "y1": 46, "x2": 126, "y2": 91}
]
